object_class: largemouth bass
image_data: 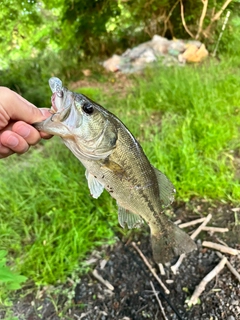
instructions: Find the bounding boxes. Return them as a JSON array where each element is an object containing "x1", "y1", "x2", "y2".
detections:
[{"x1": 33, "y1": 77, "x2": 196, "y2": 264}]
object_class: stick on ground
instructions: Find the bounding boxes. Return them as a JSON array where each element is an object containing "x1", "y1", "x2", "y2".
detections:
[
  {"x1": 158, "y1": 263, "x2": 166, "y2": 276},
  {"x1": 202, "y1": 241, "x2": 240, "y2": 255},
  {"x1": 92, "y1": 269, "x2": 114, "y2": 291},
  {"x1": 216, "y1": 252, "x2": 240, "y2": 282},
  {"x1": 178, "y1": 217, "x2": 206, "y2": 228},
  {"x1": 188, "y1": 257, "x2": 227, "y2": 305},
  {"x1": 171, "y1": 214, "x2": 212, "y2": 274},
  {"x1": 201, "y1": 226, "x2": 229, "y2": 233},
  {"x1": 150, "y1": 281, "x2": 168, "y2": 320},
  {"x1": 131, "y1": 242, "x2": 170, "y2": 294}
]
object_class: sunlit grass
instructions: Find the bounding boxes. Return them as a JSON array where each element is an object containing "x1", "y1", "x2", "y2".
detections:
[
  {"x1": 0, "y1": 56, "x2": 239, "y2": 287},
  {"x1": 0, "y1": 140, "x2": 117, "y2": 284},
  {"x1": 107, "y1": 59, "x2": 240, "y2": 201}
]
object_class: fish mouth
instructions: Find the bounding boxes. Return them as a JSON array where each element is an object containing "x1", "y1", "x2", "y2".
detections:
[
  {"x1": 49, "y1": 78, "x2": 75, "y2": 123},
  {"x1": 51, "y1": 92, "x2": 60, "y2": 112},
  {"x1": 32, "y1": 77, "x2": 77, "y2": 135},
  {"x1": 32, "y1": 98, "x2": 74, "y2": 137}
]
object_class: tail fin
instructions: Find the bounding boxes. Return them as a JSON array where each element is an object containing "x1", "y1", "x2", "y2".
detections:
[{"x1": 150, "y1": 215, "x2": 197, "y2": 264}]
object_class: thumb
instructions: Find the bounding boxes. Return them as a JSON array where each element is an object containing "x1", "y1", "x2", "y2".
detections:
[{"x1": 1, "y1": 87, "x2": 51, "y2": 124}]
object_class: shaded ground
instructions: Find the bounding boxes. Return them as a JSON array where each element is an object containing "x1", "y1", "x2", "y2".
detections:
[{"x1": 2, "y1": 200, "x2": 240, "y2": 320}]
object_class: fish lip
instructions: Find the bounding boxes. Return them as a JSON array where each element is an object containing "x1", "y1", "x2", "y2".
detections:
[
  {"x1": 49, "y1": 77, "x2": 63, "y2": 94},
  {"x1": 49, "y1": 77, "x2": 64, "y2": 112},
  {"x1": 51, "y1": 92, "x2": 58, "y2": 111},
  {"x1": 51, "y1": 87, "x2": 69, "y2": 113},
  {"x1": 51, "y1": 91, "x2": 77, "y2": 126}
]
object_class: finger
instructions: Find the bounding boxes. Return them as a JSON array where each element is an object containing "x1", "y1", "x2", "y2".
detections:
[
  {"x1": 35, "y1": 108, "x2": 53, "y2": 139},
  {"x1": 0, "y1": 131, "x2": 29, "y2": 154},
  {"x1": 12, "y1": 121, "x2": 43, "y2": 145},
  {"x1": 0, "y1": 87, "x2": 52, "y2": 126},
  {"x1": 0, "y1": 140, "x2": 14, "y2": 159}
]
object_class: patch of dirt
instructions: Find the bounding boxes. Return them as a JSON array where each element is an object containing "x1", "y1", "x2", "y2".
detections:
[
  {"x1": 2, "y1": 200, "x2": 240, "y2": 320},
  {"x1": 69, "y1": 73, "x2": 134, "y2": 98}
]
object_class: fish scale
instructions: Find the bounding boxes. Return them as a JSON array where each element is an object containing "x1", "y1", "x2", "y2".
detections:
[{"x1": 32, "y1": 77, "x2": 197, "y2": 264}]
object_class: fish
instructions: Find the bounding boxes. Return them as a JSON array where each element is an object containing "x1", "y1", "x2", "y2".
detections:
[{"x1": 32, "y1": 77, "x2": 196, "y2": 264}]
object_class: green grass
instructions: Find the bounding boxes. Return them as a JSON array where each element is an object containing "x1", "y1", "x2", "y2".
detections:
[
  {"x1": 0, "y1": 56, "x2": 240, "y2": 289},
  {"x1": 106, "y1": 59, "x2": 240, "y2": 201},
  {"x1": 0, "y1": 140, "x2": 117, "y2": 285}
]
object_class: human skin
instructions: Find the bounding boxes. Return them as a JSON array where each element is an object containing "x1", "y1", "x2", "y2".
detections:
[{"x1": 0, "y1": 87, "x2": 52, "y2": 159}]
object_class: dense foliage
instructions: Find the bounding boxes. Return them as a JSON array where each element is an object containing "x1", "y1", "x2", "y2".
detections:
[{"x1": 0, "y1": 0, "x2": 240, "y2": 107}]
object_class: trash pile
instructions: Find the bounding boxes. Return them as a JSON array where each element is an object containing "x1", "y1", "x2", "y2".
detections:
[{"x1": 103, "y1": 35, "x2": 208, "y2": 73}]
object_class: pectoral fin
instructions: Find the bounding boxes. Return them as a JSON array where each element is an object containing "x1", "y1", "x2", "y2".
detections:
[
  {"x1": 153, "y1": 166, "x2": 176, "y2": 207},
  {"x1": 85, "y1": 171, "x2": 104, "y2": 199},
  {"x1": 118, "y1": 204, "x2": 144, "y2": 229},
  {"x1": 102, "y1": 158, "x2": 126, "y2": 179}
]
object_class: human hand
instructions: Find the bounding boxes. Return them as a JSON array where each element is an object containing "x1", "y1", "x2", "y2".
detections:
[{"x1": 0, "y1": 87, "x2": 52, "y2": 159}]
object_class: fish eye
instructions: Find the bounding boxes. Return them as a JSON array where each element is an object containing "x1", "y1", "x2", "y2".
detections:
[{"x1": 82, "y1": 102, "x2": 94, "y2": 115}]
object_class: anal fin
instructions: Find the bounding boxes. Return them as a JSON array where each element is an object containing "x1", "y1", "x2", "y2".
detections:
[{"x1": 118, "y1": 204, "x2": 144, "y2": 229}]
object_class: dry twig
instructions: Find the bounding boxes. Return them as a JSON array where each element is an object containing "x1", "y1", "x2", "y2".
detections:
[
  {"x1": 201, "y1": 226, "x2": 229, "y2": 233},
  {"x1": 202, "y1": 241, "x2": 240, "y2": 255},
  {"x1": 178, "y1": 217, "x2": 206, "y2": 228},
  {"x1": 158, "y1": 263, "x2": 166, "y2": 276},
  {"x1": 209, "y1": 0, "x2": 232, "y2": 22},
  {"x1": 203, "y1": 0, "x2": 233, "y2": 37},
  {"x1": 216, "y1": 252, "x2": 240, "y2": 282},
  {"x1": 150, "y1": 281, "x2": 168, "y2": 320},
  {"x1": 216, "y1": 237, "x2": 229, "y2": 247},
  {"x1": 188, "y1": 257, "x2": 227, "y2": 305},
  {"x1": 171, "y1": 254, "x2": 186, "y2": 275},
  {"x1": 131, "y1": 242, "x2": 170, "y2": 294},
  {"x1": 92, "y1": 269, "x2": 114, "y2": 291},
  {"x1": 171, "y1": 214, "x2": 212, "y2": 274},
  {"x1": 191, "y1": 213, "x2": 212, "y2": 239},
  {"x1": 174, "y1": 219, "x2": 182, "y2": 225},
  {"x1": 232, "y1": 207, "x2": 240, "y2": 212}
]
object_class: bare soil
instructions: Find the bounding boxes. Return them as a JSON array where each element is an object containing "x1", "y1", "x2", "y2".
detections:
[{"x1": 2, "y1": 200, "x2": 240, "y2": 320}]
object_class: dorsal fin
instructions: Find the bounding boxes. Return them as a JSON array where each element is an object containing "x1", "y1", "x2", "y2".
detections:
[
  {"x1": 152, "y1": 166, "x2": 176, "y2": 207},
  {"x1": 117, "y1": 204, "x2": 144, "y2": 229}
]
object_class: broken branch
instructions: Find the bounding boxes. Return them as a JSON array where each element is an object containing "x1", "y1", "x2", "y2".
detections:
[
  {"x1": 188, "y1": 257, "x2": 227, "y2": 305},
  {"x1": 191, "y1": 214, "x2": 212, "y2": 239},
  {"x1": 171, "y1": 214, "x2": 212, "y2": 274},
  {"x1": 216, "y1": 252, "x2": 240, "y2": 282},
  {"x1": 202, "y1": 241, "x2": 240, "y2": 255},
  {"x1": 92, "y1": 269, "x2": 114, "y2": 291},
  {"x1": 171, "y1": 254, "x2": 186, "y2": 275},
  {"x1": 203, "y1": 0, "x2": 233, "y2": 37},
  {"x1": 131, "y1": 242, "x2": 170, "y2": 294},
  {"x1": 178, "y1": 217, "x2": 206, "y2": 228},
  {"x1": 158, "y1": 263, "x2": 166, "y2": 276},
  {"x1": 201, "y1": 226, "x2": 229, "y2": 233},
  {"x1": 150, "y1": 281, "x2": 168, "y2": 320}
]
